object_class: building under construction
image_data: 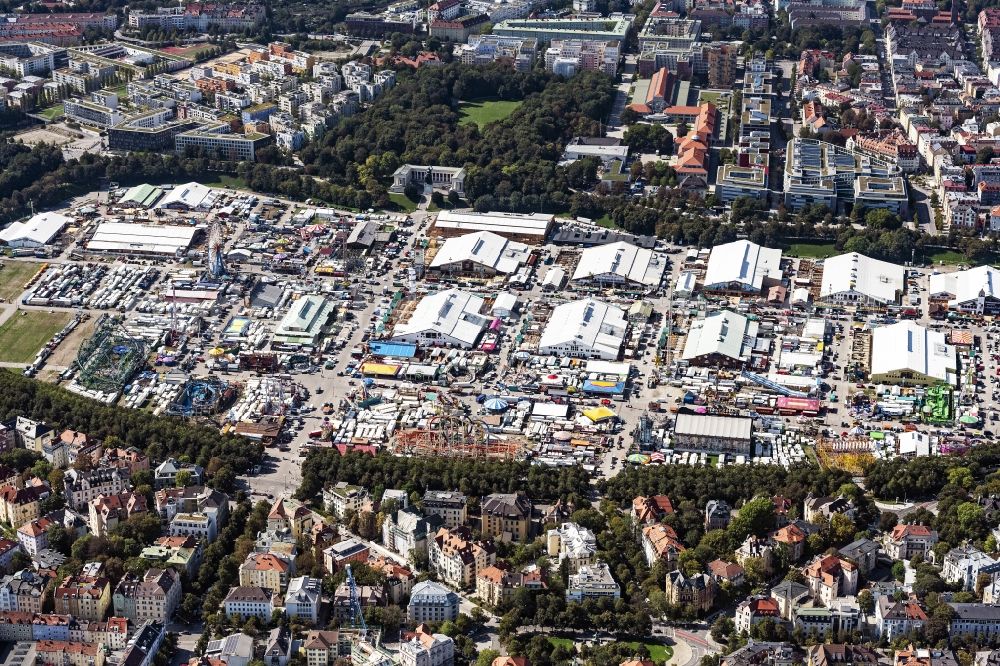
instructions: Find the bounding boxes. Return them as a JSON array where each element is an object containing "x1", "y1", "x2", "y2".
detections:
[
  {"x1": 392, "y1": 412, "x2": 524, "y2": 460},
  {"x1": 74, "y1": 315, "x2": 149, "y2": 393}
]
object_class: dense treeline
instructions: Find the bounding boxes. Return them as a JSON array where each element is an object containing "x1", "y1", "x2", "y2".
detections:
[
  {"x1": 0, "y1": 371, "x2": 259, "y2": 490},
  {"x1": 602, "y1": 459, "x2": 853, "y2": 508},
  {"x1": 298, "y1": 449, "x2": 593, "y2": 504},
  {"x1": 864, "y1": 442, "x2": 1000, "y2": 500},
  {"x1": 299, "y1": 64, "x2": 616, "y2": 214}
]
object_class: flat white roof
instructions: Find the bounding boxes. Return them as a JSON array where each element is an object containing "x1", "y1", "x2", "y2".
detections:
[
  {"x1": 704, "y1": 240, "x2": 782, "y2": 291},
  {"x1": 434, "y1": 211, "x2": 552, "y2": 238},
  {"x1": 0, "y1": 211, "x2": 71, "y2": 246},
  {"x1": 675, "y1": 270, "x2": 698, "y2": 294},
  {"x1": 430, "y1": 231, "x2": 530, "y2": 274},
  {"x1": 870, "y1": 320, "x2": 957, "y2": 384},
  {"x1": 674, "y1": 412, "x2": 753, "y2": 440},
  {"x1": 539, "y1": 299, "x2": 627, "y2": 358},
  {"x1": 682, "y1": 310, "x2": 758, "y2": 362},
  {"x1": 275, "y1": 295, "x2": 332, "y2": 339},
  {"x1": 929, "y1": 265, "x2": 1000, "y2": 307},
  {"x1": 392, "y1": 288, "x2": 490, "y2": 346},
  {"x1": 820, "y1": 252, "x2": 905, "y2": 304},
  {"x1": 572, "y1": 241, "x2": 666, "y2": 287},
  {"x1": 156, "y1": 181, "x2": 215, "y2": 209},
  {"x1": 88, "y1": 222, "x2": 196, "y2": 254},
  {"x1": 492, "y1": 292, "x2": 518, "y2": 313}
]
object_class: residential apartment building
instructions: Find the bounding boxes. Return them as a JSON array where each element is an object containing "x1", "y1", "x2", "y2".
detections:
[
  {"x1": 885, "y1": 524, "x2": 938, "y2": 561},
  {"x1": 407, "y1": 580, "x2": 459, "y2": 623},
  {"x1": 397, "y1": 626, "x2": 455, "y2": 666},
  {"x1": 803, "y1": 555, "x2": 858, "y2": 607},
  {"x1": 422, "y1": 491, "x2": 467, "y2": 528},
  {"x1": 239, "y1": 552, "x2": 293, "y2": 594},
  {"x1": 53, "y1": 574, "x2": 111, "y2": 621},
  {"x1": 664, "y1": 570, "x2": 715, "y2": 613},
  {"x1": 480, "y1": 493, "x2": 532, "y2": 543},
  {"x1": 0, "y1": 484, "x2": 49, "y2": 527},
  {"x1": 546, "y1": 522, "x2": 597, "y2": 572},
  {"x1": 641, "y1": 524, "x2": 685, "y2": 569},
  {"x1": 942, "y1": 545, "x2": 997, "y2": 591},
  {"x1": 0, "y1": 570, "x2": 49, "y2": 613},
  {"x1": 284, "y1": 576, "x2": 321, "y2": 624},
  {"x1": 112, "y1": 568, "x2": 181, "y2": 624},
  {"x1": 567, "y1": 562, "x2": 620, "y2": 602},
  {"x1": 874, "y1": 596, "x2": 926, "y2": 639},
  {"x1": 382, "y1": 507, "x2": 438, "y2": 561},
  {"x1": 302, "y1": 630, "x2": 353, "y2": 666},
  {"x1": 458, "y1": 35, "x2": 536, "y2": 71},
  {"x1": 170, "y1": 512, "x2": 217, "y2": 542},
  {"x1": 89, "y1": 492, "x2": 147, "y2": 538},
  {"x1": 64, "y1": 468, "x2": 127, "y2": 512},
  {"x1": 544, "y1": 39, "x2": 620, "y2": 77},
  {"x1": 222, "y1": 586, "x2": 274, "y2": 621},
  {"x1": 428, "y1": 526, "x2": 495, "y2": 588},
  {"x1": 323, "y1": 482, "x2": 369, "y2": 519},
  {"x1": 35, "y1": 640, "x2": 106, "y2": 666},
  {"x1": 322, "y1": 539, "x2": 370, "y2": 573}
]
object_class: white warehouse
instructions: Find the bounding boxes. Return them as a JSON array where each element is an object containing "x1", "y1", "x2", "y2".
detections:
[{"x1": 820, "y1": 252, "x2": 905, "y2": 306}]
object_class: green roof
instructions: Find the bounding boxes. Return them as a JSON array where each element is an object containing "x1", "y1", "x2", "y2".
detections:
[{"x1": 122, "y1": 183, "x2": 164, "y2": 208}]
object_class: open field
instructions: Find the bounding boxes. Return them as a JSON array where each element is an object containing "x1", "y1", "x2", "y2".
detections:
[
  {"x1": 48, "y1": 316, "x2": 96, "y2": 367},
  {"x1": 0, "y1": 262, "x2": 44, "y2": 301},
  {"x1": 595, "y1": 214, "x2": 616, "y2": 228},
  {"x1": 783, "y1": 242, "x2": 838, "y2": 259},
  {"x1": 545, "y1": 638, "x2": 672, "y2": 664},
  {"x1": 14, "y1": 127, "x2": 74, "y2": 148},
  {"x1": 0, "y1": 311, "x2": 72, "y2": 363},
  {"x1": 37, "y1": 104, "x2": 64, "y2": 121},
  {"x1": 459, "y1": 99, "x2": 522, "y2": 128},
  {"x1": 927, "y1": 249, "x2": 968, "y2": 265},
  {"x1": 388, "y1": 193, "x2": 418, "y2": 213},
  {"x1": 196, "y1": 174, "x2": 251, "y2": 191}
]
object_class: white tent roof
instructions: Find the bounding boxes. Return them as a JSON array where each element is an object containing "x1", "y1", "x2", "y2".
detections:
[
  {"x1": 703, "y1": 240, "x2": 783, "y2": 291},
  {"x1": 156, "y1": 182, "x2": 214, "y2": 209},
  {"x1": 539, "y1": 299, "x2": 626, "y2": 358},
  {"x1": 820, "y1": 252, "x2": 905, "y2": 304},
  {"x1": 429, "y1": 231, "x2": 530, "y2": 274},
  {"x1": 572, "y1": 241, "x2": 666, "y2": 286},
  {"x1": 0, "y1": 212, "x2": 71, "y2": 246},
  {"x1": 682, "y1": 310, "x2": 758, "y2": 362},
  {"x1": 88, "y1": 222, "x2": 196, "y2": 254},
  {"x1": 929, "y1": 265, "x2": 1000, "y2": 307},
  {"x1": 392, "y1": 288, "x2": 490, "y2": 346},
  {"x1": 871, "y1": 320, "x2": 957, "y2": 384}
]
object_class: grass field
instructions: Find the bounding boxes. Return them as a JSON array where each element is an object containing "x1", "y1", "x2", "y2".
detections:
[
  {"x1": 0, "y1": 311, "x2": 71, "y2": 364},
  {"x1": 546, "y1": 638, "x2": 576, "y2": 651},
  {"x1": 388, "y1": 193, "x2": 418, "y2": 213},
  {"x1": 458, "y1": 99, "x2": 523, "y2": 128},
  {"x1": 197, "y1": 174, "x2": 250, "y2": 191},
  {"x1": 595, "y1": 214, "x2": 616, "y2": 229},
  {"x1": 620, "y1": 642, "x2": 673, "y2": 664},
  {"x1": 927, "y1": 249, "x2": 968, "y2": 265},
  {"x1": 545, "y1": 638, "x2": 672, "y2": 664},
  {"x1": 37, "y1": 104, "x2": 64, "y2": 121},
  {"x1": 784, "y1": 242, "x2": 838, "y2": 258},
  {"x1": 0, "y1": 262, "x2": 43, "y2": 301}
]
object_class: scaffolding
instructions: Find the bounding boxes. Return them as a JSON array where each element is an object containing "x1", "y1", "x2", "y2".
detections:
[{"x1": 74, "y1": 315, "x2": 149, "y2": 392}]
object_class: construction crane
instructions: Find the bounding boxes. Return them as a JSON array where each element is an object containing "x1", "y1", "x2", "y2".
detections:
[{"x1": 345, "y1": 564, "x2": 368, "y2": 641}]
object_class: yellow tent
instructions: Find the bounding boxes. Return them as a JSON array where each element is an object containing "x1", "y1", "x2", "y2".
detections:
[{"x1": 582, "y1": 406, "x2": 616, "y2": 422}]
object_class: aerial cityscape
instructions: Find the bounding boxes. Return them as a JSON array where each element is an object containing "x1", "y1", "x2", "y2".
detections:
[{"x1": 3, "y1": 0, "x2": 1000, "y2": 666}]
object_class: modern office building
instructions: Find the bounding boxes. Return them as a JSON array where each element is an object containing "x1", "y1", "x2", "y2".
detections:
[
  {"x1": 783, "y1": 138, "x2": 904, "y2": 212},
  {"x1": 174, "y1": 123, "x2": 273, "y2": 161},
  {"x1": 493, "y1": 16, "x2": 632, "y2": 42}
]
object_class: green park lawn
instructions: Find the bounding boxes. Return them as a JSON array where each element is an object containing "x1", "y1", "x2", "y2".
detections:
[
  {"x1": 0, "y1": 261, "x2": 44, "y2": 301},
  {"x1": 926, "y1": 249, "x2": 968, "y2": 265},
  {"x1": 783, "y1": 242, "x2": 839, "y2": 259},
  {"x1": 595, "y1": 214, "x2": 616, "y2": 229},
  {"x1": 545, "y1": 638, "x2": 672, "y2": 664},
  {"x1": 458, "y1": 99, "x2": 523, "y2": 128},
  {"x1": 38, "y1": 104, "x2": 64, "y2": 121},
  {"x1": 388, "y1": 193, "x2": 418, "y2": 213},
  {"x1": 0, "y1": 311, "x2": 71, "y2": 363}
]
